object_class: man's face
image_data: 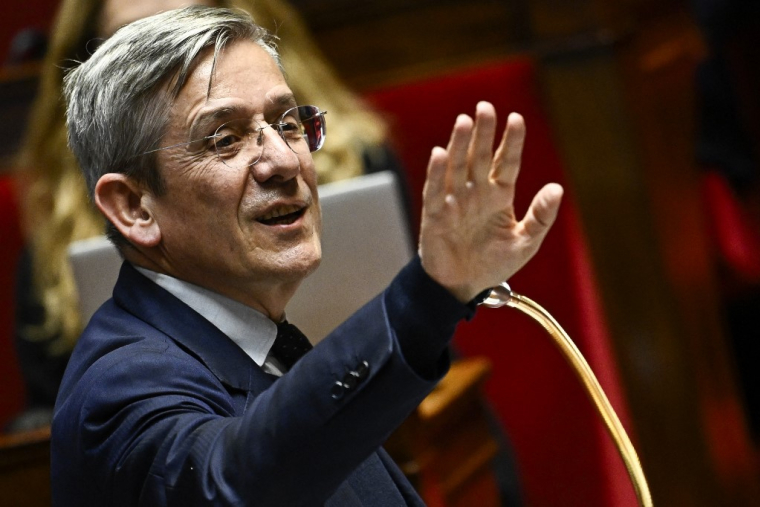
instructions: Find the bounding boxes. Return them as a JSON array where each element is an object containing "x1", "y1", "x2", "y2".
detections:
[{"x1": 149, "y1": 41, "x2": 322, "y2": 316}]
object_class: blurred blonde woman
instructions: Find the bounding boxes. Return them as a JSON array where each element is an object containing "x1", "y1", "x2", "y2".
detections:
[{"x1": 11, "y1": 0, "x2": 398, "y2": 430}]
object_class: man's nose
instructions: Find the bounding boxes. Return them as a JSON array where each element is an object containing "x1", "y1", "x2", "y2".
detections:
[{"x1": 249, "y1": 127, "x2": 301, "y2": 183}]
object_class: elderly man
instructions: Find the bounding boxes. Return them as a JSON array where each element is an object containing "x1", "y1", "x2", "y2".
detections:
[{"x1": 52, "y1": 6, "x2": 563, "y2": 506}]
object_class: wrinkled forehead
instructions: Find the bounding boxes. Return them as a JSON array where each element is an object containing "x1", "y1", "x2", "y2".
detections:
[{"x1": 165, "y1": 40, "x2": 294, "y2": 139}]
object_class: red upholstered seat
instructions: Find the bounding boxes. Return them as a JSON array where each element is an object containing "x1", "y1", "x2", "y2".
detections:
[
  {"x1": 366, "y1": 57, "x2": 638, "y2": 506},
  {"x1": 0, "y1": 174, "x2": 25, "y2": 429}
]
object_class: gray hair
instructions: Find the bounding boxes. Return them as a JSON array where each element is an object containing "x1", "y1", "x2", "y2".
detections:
[{"x1": 63, "y1": 5, "x2": 281, "y2": 244}]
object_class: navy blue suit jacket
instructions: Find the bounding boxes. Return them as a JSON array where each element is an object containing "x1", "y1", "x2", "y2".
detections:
[{"x1": 51, "y1": 261, "x2": 463, "y2": 506}]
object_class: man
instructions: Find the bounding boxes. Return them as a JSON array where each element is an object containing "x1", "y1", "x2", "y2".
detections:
[{"x1": 52, "y1": 6, "x2": 563, "y2": 506}]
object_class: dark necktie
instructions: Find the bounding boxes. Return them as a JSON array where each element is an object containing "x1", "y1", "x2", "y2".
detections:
[{"x1": 271, "y1": 320, "x2": 313, "y2": 370}]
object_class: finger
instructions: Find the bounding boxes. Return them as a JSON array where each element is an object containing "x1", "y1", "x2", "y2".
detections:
[
  {"x1": 522, "y1": 183, "x2": 564, "y2": 239},
  {"x1": 469, "y1": 102, "x2": 498, "y2": 185},
  {"x1": 491, "y1": 112, "x2": 526, "y2": 186},
  {"x1": 422, "y1": 146, "x2": 449, "y2": 215},
  {"x1": 445, "y1": 114, "x2": 473, "y2": 194}
]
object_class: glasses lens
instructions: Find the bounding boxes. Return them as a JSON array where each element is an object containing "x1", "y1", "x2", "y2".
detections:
[
  {"x1": 275, "y1": 106, "x2": 327, "y2": 155},
  {"x1": 213, "y1": 118, "x2": 264, "y2": 168},
  {"x1": 212, "y1": 106, "x2": 326, "y2": 168},
  {"x1": 294, "y1": 105, "x2": 326, "y2": 153}
]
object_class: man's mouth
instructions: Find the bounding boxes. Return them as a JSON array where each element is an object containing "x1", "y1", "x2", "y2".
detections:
[{"x1": 257, "y1": 204, "x2": 306, "y2": 226}]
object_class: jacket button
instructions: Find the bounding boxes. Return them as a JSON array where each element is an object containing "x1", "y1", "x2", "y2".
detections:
[
  {"x1": 330, "y1": 381, "x2": 346, "y2": 400},
  {"x1": 342, "y1": 373, "x2": 358, "y2": 390},
  {"x1": 354, "y1": 361, "x2": 369, "y2": 381}
]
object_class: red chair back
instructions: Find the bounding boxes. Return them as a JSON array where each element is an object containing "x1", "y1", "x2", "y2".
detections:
[{"x1": 0, "y1": 174, "x2": 25, "y2": 429}]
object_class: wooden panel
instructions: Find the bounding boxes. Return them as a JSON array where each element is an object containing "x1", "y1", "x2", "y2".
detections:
[
  {"x1": 291, "y1": 0, "x2": 531, "y2": 90},
  {"x1": 529, "y1": 0, "x2": 600, "y2": 39},
  {"x1": 615, "y1": 12, "x2": 760, "y2": 504},
  {"x1": 387, "y1": 358, "x2": 501, "y2": 507},
  {"x1": 537, "y1": 7, "x2": 760, "y2": 505},
  {"x1": 539, "y1": 47, "x2": 715, "y2": 505},
  {"x1": 0, "y1": 427, "x2": 51, "y2": 507}
]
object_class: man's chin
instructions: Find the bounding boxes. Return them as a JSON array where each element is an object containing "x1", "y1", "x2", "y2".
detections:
[
  {"x1": 285, "y1": 248, "x2": 321, "y2": 279},
  {"x1": 274, "y1": 247, "x2": 321, "y2": 283},
  {"x1": 300, "y1": 255, "x2": 322, "y2": 280}
]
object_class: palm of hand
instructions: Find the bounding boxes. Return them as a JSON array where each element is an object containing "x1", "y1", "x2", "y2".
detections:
[{"x1": 418, "y1": 102, "x2": 563, "y2": 303}]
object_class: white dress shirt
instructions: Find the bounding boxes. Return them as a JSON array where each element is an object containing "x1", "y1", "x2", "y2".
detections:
[{"x1": 135, "y1": 266, "x2": 287, "y2": 376}]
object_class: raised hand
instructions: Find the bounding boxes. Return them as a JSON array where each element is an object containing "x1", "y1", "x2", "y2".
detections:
[{"x1": 418, "y1": 101, "x2": 564, "y2": 303}]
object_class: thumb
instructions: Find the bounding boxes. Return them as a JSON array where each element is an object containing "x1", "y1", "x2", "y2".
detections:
[{"x1": 522, "y1": 183, "x2": 564, "y2": 238}]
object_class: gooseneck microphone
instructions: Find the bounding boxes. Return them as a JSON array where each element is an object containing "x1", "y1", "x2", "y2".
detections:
[{"x1": 481, "y1": 283, "x2": 653, "y2": 507}]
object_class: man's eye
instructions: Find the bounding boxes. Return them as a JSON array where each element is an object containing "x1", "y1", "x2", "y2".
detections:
[
  {"x1": 279, "y1": 120, "x2": 303, "y2": 140},
  {"x1": 212, "y1": 121, "x2": 249, "y2": 153},
  {"x1": 213, "y1": 133, "x2": 240, "y2": 150}
]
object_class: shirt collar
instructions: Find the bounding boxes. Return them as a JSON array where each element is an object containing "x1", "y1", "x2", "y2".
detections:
[{"x1": 134, "y1": 266, "x2": 277, "y2": 367}]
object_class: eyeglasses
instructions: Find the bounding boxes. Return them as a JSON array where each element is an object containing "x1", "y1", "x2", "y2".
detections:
[{"x1": 143, "y1": 105, "x2": 327, "y2": 168}]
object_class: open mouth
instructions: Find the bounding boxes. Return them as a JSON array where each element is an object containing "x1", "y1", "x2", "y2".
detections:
[{"x1": 257, "y1": 204, "x2": 306, "y2": 226}]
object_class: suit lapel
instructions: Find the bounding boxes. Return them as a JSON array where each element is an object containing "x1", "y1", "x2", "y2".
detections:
[{"x1": 112, "y1": 262, "x2": 275, "y2": 393}]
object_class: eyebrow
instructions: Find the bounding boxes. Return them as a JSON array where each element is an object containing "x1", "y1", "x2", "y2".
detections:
[
  {"x1": 187, "y1": 106, "x2": 246, "y2": 141},
  {"x1": 266, "y1": 93, "x2": 298, "y2": 110},
  {"x1": 186, "y1": 93, "x2": 299, "y2": 141}
]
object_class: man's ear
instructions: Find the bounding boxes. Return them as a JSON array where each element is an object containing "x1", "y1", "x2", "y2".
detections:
[{"x1": 94, "y1": 173, "x2": 161, "y2": 248}]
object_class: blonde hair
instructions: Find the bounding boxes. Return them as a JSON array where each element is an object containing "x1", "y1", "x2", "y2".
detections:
[{"x1": 17, "y1": 0, "x2": 389, "y2": 354}]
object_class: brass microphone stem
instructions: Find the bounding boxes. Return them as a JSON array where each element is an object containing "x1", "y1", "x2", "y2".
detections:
[{"x1": 482, "y1": 284, "x2": 653, "y2": 507}]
